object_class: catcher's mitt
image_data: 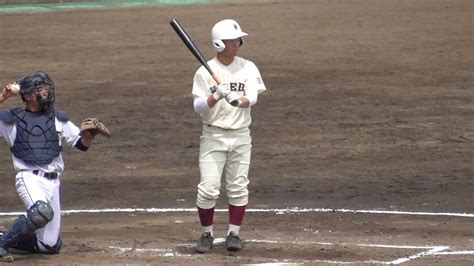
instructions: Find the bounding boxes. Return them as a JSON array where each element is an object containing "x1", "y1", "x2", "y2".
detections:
[{"x1": 80, "y1": 118, "x2": 111, "y2": 138}]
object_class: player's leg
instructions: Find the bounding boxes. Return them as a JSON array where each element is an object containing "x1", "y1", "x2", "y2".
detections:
[
  {"x1": 8, "y1": 234, "x2": 38, "y2": 253},
  {"x1": 1, "y1": 172, "x2": 45, "y2": 257},
  {"x1": 223, "y1": 129, "x2": 251, "y2": 251},
  {"x1": 0, "y1": 201, "x2": 54, "y2": 257},
  {"x1": 35, "y1": 179, "x2": 62, "y2": 254},
  {"x1": 195, "y1": 127, "x2": 227, "y2": 253},
  {"x1": 3, "y1": 171, "x2": 57, "y2": 255},
  {"x1": 225, "y1": 128, "x2": 251, "y2": 226}
]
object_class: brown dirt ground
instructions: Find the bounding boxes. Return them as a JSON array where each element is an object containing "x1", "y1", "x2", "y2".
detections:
[{"x1": 0, "y1": 0, "x2": 473, "y2": 264}]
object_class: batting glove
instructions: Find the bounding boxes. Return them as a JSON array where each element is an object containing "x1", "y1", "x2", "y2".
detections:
[
  {"x1": 211, "y1": 83, "x2": 230, "y2": 101},
  {"x1": 226, "y1": 91, "x2": 242, "y2": 107}
]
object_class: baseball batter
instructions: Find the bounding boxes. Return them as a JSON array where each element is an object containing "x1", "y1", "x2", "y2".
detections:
[
  {"x1": 0, "y1": 71, "x2": 108, "y2": 259},
  {"x1": 192, "y1": 19, "x2": 266, "y2": 253}
]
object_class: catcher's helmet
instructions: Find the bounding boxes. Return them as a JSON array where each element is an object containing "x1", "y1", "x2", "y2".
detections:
[
  {"x1": 18, "y1": 71, "x2": 55, "y2": 112},
  {"x1": 211, "y1": 19, "x2": 248, "y2": 52}
]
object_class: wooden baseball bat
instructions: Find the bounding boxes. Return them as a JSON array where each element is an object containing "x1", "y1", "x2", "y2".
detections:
[{"x1": 170, "y1": 18, "x2": 221, "y2": 85}]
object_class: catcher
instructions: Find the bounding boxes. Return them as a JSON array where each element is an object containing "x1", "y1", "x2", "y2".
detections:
[{"x1": 0, "y1": 71, "x2": 110, "y2": 261}]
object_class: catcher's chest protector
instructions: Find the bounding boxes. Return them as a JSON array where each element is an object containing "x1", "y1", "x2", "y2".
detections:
[{"x1": 9, "y1": 108, "x2": 63, "y2": 165}]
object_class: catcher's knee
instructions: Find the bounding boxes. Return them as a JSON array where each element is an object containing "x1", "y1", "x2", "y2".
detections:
[
  {"x1": 37, "y1": 236, "x2": 62, "y2": 254},
  {"x1": 26, "y1": 200, "x2": 54, "y2": 231}
]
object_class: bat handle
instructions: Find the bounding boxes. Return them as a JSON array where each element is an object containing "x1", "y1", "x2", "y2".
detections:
[{"x1": 211, "y1": 74, "x2": 221, "y2": 85}]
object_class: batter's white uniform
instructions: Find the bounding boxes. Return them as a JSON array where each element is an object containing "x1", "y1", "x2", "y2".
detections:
[
  {"x1": 192, "y1": 56, "x2": 266, "y2": 209},
  {"x1": 0, "y1": 118, "x2": 81, "y2": 251}
]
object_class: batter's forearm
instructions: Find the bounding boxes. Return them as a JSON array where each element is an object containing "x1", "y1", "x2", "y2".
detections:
[
  {"x1": 238, "y1": 97, "x2": 250, "y2": 108},
  {"x1": 207, "y1": 95, "x2": 218, "y2": 108}
]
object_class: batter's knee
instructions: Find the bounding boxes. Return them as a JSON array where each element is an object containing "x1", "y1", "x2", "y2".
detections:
[
  {"x1": 227, "y1": 182, "x2": 249, "y2": 206},
  {"x1": 197, "y1": 178, "x2": 221, "y2": 199},
  {"x1": 197, "y1": 178, "x2": 221, "y2": 208},
  {"x1": 227, "y1": 190, "x2": 249, "y2": 206}
]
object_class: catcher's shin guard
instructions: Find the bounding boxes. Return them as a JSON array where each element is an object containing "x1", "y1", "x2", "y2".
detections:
[
  {"x1": 0, "y1": 215, "x2": 29, "y2": 255},
  {"x1": 0, "y1": 200, "x2": 53, "y2": 255},
  {"x1": 10, "y1": 234, "x2": 38, "y2": 254}
]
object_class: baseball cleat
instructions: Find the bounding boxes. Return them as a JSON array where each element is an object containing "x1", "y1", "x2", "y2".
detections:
[
  {"x1": 0, "y1": 247, "x2": 14, "y2": 263},
  {"x1": 225, "y1": 231, "x2": 242, "y2": 251},
  {"x1": 195, "y1": 232, "x2": 213, "y2": 253},
  {"x1": 0, "y1": 255, "x2": 14, "y2": 263}
]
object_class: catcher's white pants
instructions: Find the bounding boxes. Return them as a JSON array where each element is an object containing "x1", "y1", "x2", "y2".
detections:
[
  {"x1": 15, "y1": 171, "x2": 61, "y2": 250},
  {"x1": 196, "y1": 125, "x2": 251, "y2": 209}
]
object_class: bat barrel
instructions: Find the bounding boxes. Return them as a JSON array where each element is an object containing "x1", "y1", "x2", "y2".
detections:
[{"x1": 170, "y1": 18, "x2": 220, "y2": 84}]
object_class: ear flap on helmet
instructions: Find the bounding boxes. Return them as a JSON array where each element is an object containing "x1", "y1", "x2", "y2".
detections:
[
  {"x1": 212, "y1": 37, "x2": 245, "y2": 52},
  {"x1": 212, "y1": 39, "x2": 225, "y2": 52}
]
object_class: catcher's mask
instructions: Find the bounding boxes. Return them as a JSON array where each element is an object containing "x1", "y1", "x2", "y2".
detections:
[
  {"x1": 211, "y1": 19, "x2": 248, "y2": 52},
  {"x1": 18, "y1": 71, "x2": 55, "y2": 112}
]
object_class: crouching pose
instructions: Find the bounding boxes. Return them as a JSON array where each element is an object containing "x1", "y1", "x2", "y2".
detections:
[{"x1": 0, "y1": 71, "x2": 110, "y2": 259}]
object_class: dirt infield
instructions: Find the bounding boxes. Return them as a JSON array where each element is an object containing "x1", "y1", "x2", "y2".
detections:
[{"x1": 0, "y1": 0, "x2": 473, "y2": 264}]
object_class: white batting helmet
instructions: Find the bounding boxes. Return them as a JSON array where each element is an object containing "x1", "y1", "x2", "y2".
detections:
[{"x1": 211, "y1": 19, "x2": 248, "y2": 52}]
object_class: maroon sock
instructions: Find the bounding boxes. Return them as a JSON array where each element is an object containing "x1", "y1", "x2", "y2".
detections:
[
  {"x1": 198, "y1": 207, "x2": 215, "y2": 227},
  {"x1": 228, "y1": 204, "x2": 246, "y2": 226}
]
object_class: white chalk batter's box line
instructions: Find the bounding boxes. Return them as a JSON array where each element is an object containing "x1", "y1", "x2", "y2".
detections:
[
  {"x1": 1, "y1": 207, "x2": 473, "y2": 264},
  {"x1": 1, "y1": 207, "x2": 473, "y2": 217},
  {"x1": 106, "y1": 240, "x2": 473, "y2": 265}
]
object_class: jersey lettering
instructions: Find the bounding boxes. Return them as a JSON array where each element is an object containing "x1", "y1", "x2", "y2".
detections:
[{"x1": 230, "y1": 82, "x2": 245, "y2": 92}]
